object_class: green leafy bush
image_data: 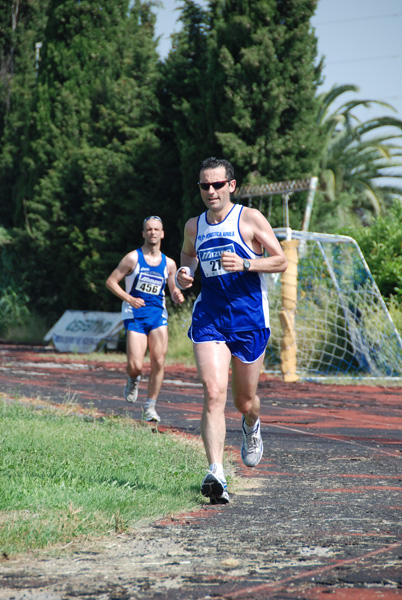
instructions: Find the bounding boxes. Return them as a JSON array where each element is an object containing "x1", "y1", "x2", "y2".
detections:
[
  {"x1": 342, "y1": 202, "x2": 402, "y2": 301},
  {"x1": 0, "y1": 287, "x2": 30, "y2": 337},
  {"x1": 0, "y1": 228, "x2": 31, "y2": 336}
]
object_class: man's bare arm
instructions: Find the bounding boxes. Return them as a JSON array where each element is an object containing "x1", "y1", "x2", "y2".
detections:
[
  {"x1": 105, "y1": 251, "x2": 146, "y2": 308},
  {"x1": 166, "y1": 257, "x2": 185, "y2": 304},
  {"x1": 221, "y1": 208, "x2": 288, "y2": 274},
  {"x1": 176, "y1": 218, "x2": 199, "y2": 290}
]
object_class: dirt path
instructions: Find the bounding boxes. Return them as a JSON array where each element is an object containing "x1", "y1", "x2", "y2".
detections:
[{"x1": 0, "y1": 344, "x2": 401, "y2": 599}]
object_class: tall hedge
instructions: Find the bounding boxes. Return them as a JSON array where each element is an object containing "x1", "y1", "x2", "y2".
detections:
[
  {"x1": 0, "y1": 0, "x2": 325, "y2": 322},
  {"x1": 162, "y1": 0, "x2": 322, "y2": 224}
]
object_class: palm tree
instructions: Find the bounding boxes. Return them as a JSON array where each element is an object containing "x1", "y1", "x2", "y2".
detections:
[{"x1": 314, "y1": 84, "x2": 402, "y2": 228}]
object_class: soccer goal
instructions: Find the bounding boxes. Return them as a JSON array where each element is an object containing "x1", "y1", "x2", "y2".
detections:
[
  {"x1": 265, "y1": 229, "x2": 402, "y2": 380},
  {"x1": 233, "y1": 178, "x2": 402, "y2": 381}
]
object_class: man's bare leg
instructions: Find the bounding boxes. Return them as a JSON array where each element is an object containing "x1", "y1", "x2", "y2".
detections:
[
  {"x1": 231, "y1": 353, "x2": 265, "y2": 425},
  {"x1": 194, "y1": 341, "x2": 232, "y2": 503},
  {"x1": 193, "y1": 341, "x2": 232, "y2": 465},
  {"x1": 147, "y1": 326, "x2": 168, "y2": 402},
  {"x1": 134, "y1": 326, "x2": 167, "y2": 422},
  {"x1": 123, "y1": 331, "x2": 147, "y2": 402},
  {"x1": 126, "y1": 330, "x2": 148, "y2": 379},
  {"x1": 231, "y1": 353, "x2": 265, "y2": 467}
]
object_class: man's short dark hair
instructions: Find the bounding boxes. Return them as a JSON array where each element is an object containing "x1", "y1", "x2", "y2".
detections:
[{"x1": 200, "y1": 157, "x2": 235, "y2": 181}]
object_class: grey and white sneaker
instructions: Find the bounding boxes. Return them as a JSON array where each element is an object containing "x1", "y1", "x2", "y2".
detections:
[
  {"x1": 144, "y1": 406, "x2": 161, "y2": 423},
  {"x1": 124, "y1": 376, "x2": 140, "y2": 403},
  {"x1": 241, "y1": 416, "x2": 263, "y2": 467},
  {"x1": 201, "y1": 471, "x2": 229, "y2": 504}
]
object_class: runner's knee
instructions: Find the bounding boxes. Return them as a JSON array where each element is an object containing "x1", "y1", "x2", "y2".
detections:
[{"x1": 127, "y1": 358, "x2": 143, "y2": 377}]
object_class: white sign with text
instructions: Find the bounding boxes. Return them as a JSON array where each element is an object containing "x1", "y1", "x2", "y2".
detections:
[{"x1": 44, "y1": 310, "x2": 123, "y2": 353}]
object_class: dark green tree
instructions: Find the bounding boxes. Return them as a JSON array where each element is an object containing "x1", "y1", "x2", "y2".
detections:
[
  {"x1": 158, "y1": 0, "x2": 210, "y2": 232},
  {"x1": 13, "y1": 0, "x2": 163, "y2": 318},
  {"x1": 0, "y1": 0, "x2": 328, "y2": 325},
  {"x1": 0, "y1": 0, "x2": 49, "y2": 228},
  {"x1": 162, "y1": 0, "x2": 322, "y2": 224}
]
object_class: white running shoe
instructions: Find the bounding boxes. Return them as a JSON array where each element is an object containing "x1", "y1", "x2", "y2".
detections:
[
  {"x1": 241, "y1": 416, "x2": 263, "y2": 467},
  {"x1": 124, "y1": 376, "x2": 140, "y2": 403},
  {"x1": 201, "y1": 471, "x2": 229, "y2": 504},
  {"x1": 144, "y1": 406, "x2": 161, "y2": 423}
]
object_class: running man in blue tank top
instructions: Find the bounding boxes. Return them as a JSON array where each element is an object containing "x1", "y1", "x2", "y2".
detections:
[
  {"x1": 106, "y1": 216, "x2": 184, "y2": 422},
  {"x1": 176, "y1": 158, "x2": 287, "y2": 504}
]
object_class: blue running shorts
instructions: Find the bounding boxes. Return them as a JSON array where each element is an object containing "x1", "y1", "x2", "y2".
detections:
[
  {"x1": 188, "y1": 324, "x2": 270, "y2": 364},
  {"x1": 124, "y1": 314, "x2": 167, "y2": 335}
]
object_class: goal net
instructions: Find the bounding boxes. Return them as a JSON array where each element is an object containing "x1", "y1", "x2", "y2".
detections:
[{"x1": 265, "y1": 229, "x2": 402, "y2": 379}]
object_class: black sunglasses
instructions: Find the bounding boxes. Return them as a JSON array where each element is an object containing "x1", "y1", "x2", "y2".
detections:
[
  {"x1": 198, "y1": 180, "x2": 231, "y2": 191},
  {"x1": 143, "y1": 215, "x2": 162, "y2": 225}
]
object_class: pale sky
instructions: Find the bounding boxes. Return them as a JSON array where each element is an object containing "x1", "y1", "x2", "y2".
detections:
[
  {"x1": 312, "y1": 0, "x2": 402, "y2": 123},
  {"x1": 155, "y1": 0, "x2": 402, "y2": 123}
]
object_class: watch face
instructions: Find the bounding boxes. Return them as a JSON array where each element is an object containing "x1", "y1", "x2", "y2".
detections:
[{"x1": 243, "y1": 259, "x2": 251, "y2": 271}]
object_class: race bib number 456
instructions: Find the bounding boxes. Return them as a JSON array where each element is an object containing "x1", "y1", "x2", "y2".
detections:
[
  {"x1": 135, "y1": 273, "x2": 164, "y2": 295},
  {"x1": 199, "y1": 244, "x2": 235, "y2": 278}
]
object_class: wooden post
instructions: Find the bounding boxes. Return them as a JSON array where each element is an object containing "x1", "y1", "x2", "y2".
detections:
[{"x1": 279, "y1": 239, "x2": 299, "y2": 382}]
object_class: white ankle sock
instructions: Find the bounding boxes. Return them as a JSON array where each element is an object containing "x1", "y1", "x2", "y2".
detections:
[
  {"x1": 243, "y1": 417, "x2": 260, "y2": 434},
  {"x1": 209, "y1": 463, "x2": 224, "y2": 477},
  {"x1": 144, "y1": 399, "x2": 155, "y2": 410}
]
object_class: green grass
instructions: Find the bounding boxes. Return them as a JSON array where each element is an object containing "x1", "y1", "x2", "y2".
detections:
[
  {"x1": 3, "y1": 311, "x2": 48, "y2": 344},
  {"x1": 166, "y1": 297, "x2": 195, "y2": 364},
  {"x1": 1, "y1": 298, "x2": 196, "y2": 365},
  {"x1": 0, "y1": 399, "x2": 210, "y2": 557},
  {"x1": 389, "y1": 295, "x2": 402, "y2": 334}
]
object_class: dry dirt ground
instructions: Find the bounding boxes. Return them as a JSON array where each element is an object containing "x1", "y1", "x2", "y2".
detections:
[{"x1": 0, "y1": 343, "x2": 401, "y2": 600}]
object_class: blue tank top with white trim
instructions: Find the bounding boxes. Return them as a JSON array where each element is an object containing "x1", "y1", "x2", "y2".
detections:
[
  {"x1": 122, "y1": 248, "x2": 168, "y2": 321},
  {"x1": 192, "y1": 203, "x2": 269, "y2": 332}
]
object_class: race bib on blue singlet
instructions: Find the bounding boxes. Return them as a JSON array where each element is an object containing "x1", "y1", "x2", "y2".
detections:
[
  {"x1": 135, "y1": 273, "x2": 164, "y2": 295},
  {"x1": 199, "y1": 243, "x2": 235, "y2": 278}
]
